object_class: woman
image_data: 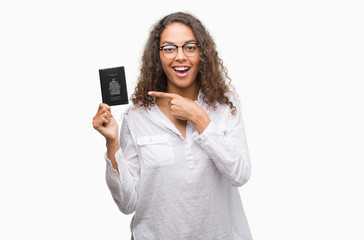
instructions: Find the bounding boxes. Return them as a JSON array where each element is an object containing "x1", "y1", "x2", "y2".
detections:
[{"x1": 93, "y1": 12, "x2": 253, "y2": 240}]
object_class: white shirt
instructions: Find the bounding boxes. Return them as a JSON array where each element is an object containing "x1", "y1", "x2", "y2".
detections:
[{"x1": 105, "y1": 92, "x2": 253, "y2": 240}]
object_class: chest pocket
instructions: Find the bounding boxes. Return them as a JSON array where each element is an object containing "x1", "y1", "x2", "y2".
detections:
[{"x1": 137, "y1": 134, "x2": 175, "y2": 168}]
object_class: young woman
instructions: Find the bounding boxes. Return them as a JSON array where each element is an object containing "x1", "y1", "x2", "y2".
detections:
[{"x1": 93, "y1": 12, "x2": 253, "y2": 240}]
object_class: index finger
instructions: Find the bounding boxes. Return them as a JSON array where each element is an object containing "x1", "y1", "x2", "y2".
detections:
[{"x1": 148, "y1": 91, "x2": 178, "y2": 99}]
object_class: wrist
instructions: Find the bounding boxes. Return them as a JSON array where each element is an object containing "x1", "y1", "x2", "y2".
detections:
[
  {"x1": 191, "y1": 109, "x2": 211, "y2": 134},
  {"x1": 106, "y1": 138, "x2": 119, "y2": 151}
]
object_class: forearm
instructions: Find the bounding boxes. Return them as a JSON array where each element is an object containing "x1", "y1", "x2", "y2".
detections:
[
  {"x1": 194, "y1": 122, "x2": 251, "y2": 187},
  {"x1": 204, "y1": 136, "x2": 250, "y2": 187},
  {"x1": 105, "y1": 150, "x2": 138, "y2": 214}
]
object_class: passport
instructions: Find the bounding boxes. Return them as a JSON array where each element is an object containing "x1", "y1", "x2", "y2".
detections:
[{"x1": 99, "y1": 66, "x2": 129, "y2": 106}]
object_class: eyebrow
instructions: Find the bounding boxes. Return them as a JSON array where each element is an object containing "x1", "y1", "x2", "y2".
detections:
[{"x1": 160, "y1": 40, "x2": 197, "y2": 45}]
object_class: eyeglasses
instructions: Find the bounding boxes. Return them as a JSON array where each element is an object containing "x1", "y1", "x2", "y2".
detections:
[{"x1": 159, "y1": 43, "x2": 200, "y2": 59}]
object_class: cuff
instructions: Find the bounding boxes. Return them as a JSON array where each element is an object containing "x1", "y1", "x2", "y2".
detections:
[
  {"x1": 104, "y1": 149, "x2": 122, "y2": 174},
  {"x1": 192, "y1": 121, "x2": 217, "y2": 143}
]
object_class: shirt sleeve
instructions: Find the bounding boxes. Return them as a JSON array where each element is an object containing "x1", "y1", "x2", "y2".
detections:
[
  {"x1": 105, "y1": 115, "x2": 139, "y2": 214},
  {"x1": 192, "y1": 104, "x2": 251, "y2": 187}
]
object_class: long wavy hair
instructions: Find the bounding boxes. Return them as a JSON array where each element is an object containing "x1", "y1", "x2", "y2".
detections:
[{"x1": 131, "y1": 12, "x2": 237, "y2": 114}]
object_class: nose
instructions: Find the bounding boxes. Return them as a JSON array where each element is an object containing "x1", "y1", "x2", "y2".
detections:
[{"x1": 175, "y1": 46, "x2": 186, "y2": 61}]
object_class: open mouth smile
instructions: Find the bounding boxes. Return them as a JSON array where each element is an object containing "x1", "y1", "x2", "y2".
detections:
[{"x1": 173, "y1": 66, "x2": 191, "y2": 77}]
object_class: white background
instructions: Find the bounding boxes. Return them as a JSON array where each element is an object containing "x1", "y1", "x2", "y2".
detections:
[{"x1": 1, "y1": 0, "x2": 363, "y2": 239}]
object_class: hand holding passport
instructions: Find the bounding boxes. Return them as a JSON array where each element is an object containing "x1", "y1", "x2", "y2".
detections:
[{"x1": 99, "y1": 66, "x2": 129, "y2": 106}]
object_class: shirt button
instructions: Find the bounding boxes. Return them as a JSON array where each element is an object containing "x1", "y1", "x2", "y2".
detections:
[{"x1": 197, "y1": 137, "x2": 202, "y2": 141}]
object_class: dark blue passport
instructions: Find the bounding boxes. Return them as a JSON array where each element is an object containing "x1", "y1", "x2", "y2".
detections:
[{"x1": 99, "y1": 66, "x2": 129, "y2": 106}]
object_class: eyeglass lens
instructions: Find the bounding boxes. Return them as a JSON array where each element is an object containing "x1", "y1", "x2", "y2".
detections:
[{"x1": 161, "y1": 43, "x2": 199, "y2": 58}]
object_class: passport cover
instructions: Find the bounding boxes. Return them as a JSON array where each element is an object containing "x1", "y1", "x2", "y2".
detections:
[{"x1": 99, "y1": 66, "x2": 129, "y2": 106}]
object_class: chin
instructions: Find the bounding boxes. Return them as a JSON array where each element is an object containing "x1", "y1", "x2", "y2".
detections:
[{"x1": 171, "y1": 79, "x2": 195, "y2": 89}]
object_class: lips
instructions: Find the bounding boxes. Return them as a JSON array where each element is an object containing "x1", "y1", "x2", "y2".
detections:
[{"x1": 172, "y1": 66, "x2": 190, "y2": 77}]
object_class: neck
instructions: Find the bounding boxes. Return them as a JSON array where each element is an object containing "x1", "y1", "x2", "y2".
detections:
[{"x1": 167, "y1": 83, "x2": 199, "y2": 100}]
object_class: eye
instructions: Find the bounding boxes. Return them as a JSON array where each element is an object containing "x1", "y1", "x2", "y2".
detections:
[
  {"x1": 184, "y1": 44, "x2": 198, "y2": 51},
  {"x1": 162, "y1": 45, "x2": 176, "y2": 52}
]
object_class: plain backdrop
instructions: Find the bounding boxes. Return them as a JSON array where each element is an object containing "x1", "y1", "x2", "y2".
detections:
[{"x1": 1, "y1": 0, "x2": 363, "y2": 239}]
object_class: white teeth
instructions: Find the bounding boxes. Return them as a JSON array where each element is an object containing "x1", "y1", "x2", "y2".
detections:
[{"x1": 174, "y1": 67, "x2": 189, "y2": 71}]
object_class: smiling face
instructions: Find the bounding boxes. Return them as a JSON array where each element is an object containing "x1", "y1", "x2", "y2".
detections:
[{"x1": 159, "y1": 22, "x2": 200, "y2": 96}]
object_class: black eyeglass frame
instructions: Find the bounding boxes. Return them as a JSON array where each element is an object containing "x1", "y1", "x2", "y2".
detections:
[{"x1": 159, "y1": 43, "x2": 201, "y2": 58}]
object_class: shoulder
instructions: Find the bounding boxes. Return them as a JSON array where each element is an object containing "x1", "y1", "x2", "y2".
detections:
[
  {"x1": 121, "y1": 103, "x2": 148, "y2": 122},
  {"x1": 119, "y1": 104, "x2": 149, "y2": 135},
  {"x1": 124, "y1": 103, "x2": 146, "y2": 115},
  {"x1": 225, "y1": 91, "x2": 241, "y2": 106},
  {"x1": 214, "y1": 91, "x2": 242, "y2": 114}
]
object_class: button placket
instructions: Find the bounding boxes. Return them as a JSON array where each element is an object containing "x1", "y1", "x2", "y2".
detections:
[{"x1": 184, "y1": 139, "x2": 195, "y2": 169}]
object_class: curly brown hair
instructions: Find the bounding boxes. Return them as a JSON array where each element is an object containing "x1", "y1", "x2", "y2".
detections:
[{"x1": 131, "y1": 12, "x2": 237, "y2": 114}]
